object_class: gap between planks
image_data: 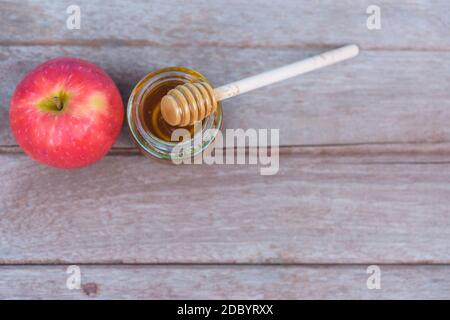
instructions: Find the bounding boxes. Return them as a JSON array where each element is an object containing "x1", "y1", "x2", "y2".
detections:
[
  {"x1": 2, "y1": 142, "x2": 450, "y2": 165},
  {"x1": 3, "y1": 262, "x2": 450, "y2": 266},
  {"x1": 1, "y1": 41, "x2": 449, "y2": 53}
]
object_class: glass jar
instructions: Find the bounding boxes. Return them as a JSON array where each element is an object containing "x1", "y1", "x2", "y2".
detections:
[{"x1": 127, "y1": 67, "x2": 223, "y2": 161}]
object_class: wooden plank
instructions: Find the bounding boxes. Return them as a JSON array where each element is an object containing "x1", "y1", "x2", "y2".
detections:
[
  {"x1": 1, "y1": 0, "x2": 449, "y2": 50},
  {"x1": 1, "y1": 265, "x2": 449, "y2": 299},
  {"x1": 1, "y1": 47, "x2": 449, "y2": 147},
  {"x1": 2, "y1": 144, "x2": 450, "y2": 264}
]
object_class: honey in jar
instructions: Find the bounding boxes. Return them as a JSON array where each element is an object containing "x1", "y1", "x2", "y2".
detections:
[{"x1": 127, "y1": 67, "x2": 223, "y2": 160}]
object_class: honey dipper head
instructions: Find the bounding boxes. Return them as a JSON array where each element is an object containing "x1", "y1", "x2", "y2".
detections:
[{"x1": 161, "y1": 81, "x2": 217, "y2": 127}]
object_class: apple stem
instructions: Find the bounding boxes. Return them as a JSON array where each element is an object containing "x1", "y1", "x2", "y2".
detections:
[{"x1": 53, "y1": 96, "x2": 63, "y2": 111}]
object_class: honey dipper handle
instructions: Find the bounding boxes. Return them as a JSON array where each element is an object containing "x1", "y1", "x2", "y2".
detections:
[{"x1": 214, "y1": 44, "x2": 359, "y2": 101}]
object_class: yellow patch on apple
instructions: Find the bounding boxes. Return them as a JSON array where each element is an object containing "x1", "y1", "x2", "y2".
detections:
[{"x1": 89, "y1": 92, "x2": 107, "y2": 112}]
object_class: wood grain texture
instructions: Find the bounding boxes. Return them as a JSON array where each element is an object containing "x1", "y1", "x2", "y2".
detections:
[
  {"x1": 2, "y1": 144, "x2": 450, "y2": 264},
  {"x1": 1, "y1": 47, "x2": 449, "y2": 147},
  {"x1": 1, "y1": 0, "x2": 450, "y2": 300},
  {"x1": 1, "y1": 265, "x2": 450, "y2": 299},
  {"x1": 0, "y1": 0, "x2": 449, "y2": 50}
]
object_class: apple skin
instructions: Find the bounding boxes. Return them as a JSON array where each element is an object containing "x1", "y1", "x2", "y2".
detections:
[{"x1": 10, "y1": 57, "x2": 124, "y2": 168}]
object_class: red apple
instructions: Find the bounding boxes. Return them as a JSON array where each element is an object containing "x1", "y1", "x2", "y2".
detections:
[{"x1": 10, "y1": 57, "x2": 123, "y2": 168}]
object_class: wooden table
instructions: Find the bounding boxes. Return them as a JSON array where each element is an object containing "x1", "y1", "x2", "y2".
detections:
[{"x1": 1, "y1": 0, "x2": 449, "y2": 299}]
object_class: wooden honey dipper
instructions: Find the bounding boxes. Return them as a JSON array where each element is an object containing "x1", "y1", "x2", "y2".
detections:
[{"x1": 161, "y1": 44, "x2": 359, "y2": 127}]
